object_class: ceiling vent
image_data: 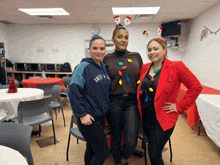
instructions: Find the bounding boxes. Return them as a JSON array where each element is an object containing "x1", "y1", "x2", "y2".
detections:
[
  {"x1": 37, "y1": 15, "x2": 54, "y2": 19},
  {"x1": 135, "y1": 14, "x2": 154, "y2": 20}
]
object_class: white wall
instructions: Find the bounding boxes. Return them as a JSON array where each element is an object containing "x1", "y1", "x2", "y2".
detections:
[
  {"x1": 184, "y1": 2, "x2": 220, "y2": 90},
  {"x1": 7, "y1": 3, "x2": 220, "y2": 90},
  {"x1": 6, "y1": 23, "x2": 186, "y2": 68}
]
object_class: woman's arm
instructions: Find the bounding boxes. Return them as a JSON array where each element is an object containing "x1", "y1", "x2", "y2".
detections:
[
  {"x1": 68, "y1": 63, "x2": 96, "y2": 125},
  {"x1": 68, "y1": 66, "x2": 88, "y2": 118},
  {"x1": 175, "y1": 61, "x2": 203, "y2": 113}
]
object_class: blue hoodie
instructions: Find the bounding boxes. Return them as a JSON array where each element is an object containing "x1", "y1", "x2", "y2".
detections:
[{"x1": 68, "y1": 58, "x2": 111, "y2": 118}]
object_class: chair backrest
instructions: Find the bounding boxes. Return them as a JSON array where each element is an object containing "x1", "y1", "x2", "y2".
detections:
[
  {"x1": 62, "y1": 76, "x2": 71, "y2": 87},
  {"x1": 17, "y1": 96, "x2": 53, "y2": 121},
  {"x1": 29, "y1": 76, "x2": 41, "y2": 79},
  {"x1": 0, "y1": 123, "x2": 34, "y2": 165},
  {"x1": 36, "y1": 82, "x2": 57, "y2": 95},
  {"x1": 70, "y1": 114, "x2": 78, "y2": 129},
  {"x1": 51, "y1": 85, "x2": 64, "y2": 109},
  {"x1": 14, "y1": 79, "x2": 20, "y2": 87},
  {"x1": 52, "y1": 85, "x2": 63, "y2": 100},
  {"x1": 0, "y1": 85, "x2": 9, "y2": 89}
]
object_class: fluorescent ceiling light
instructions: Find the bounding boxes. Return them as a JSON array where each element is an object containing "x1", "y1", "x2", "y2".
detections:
[
  {"x1": 112, "y1": 7, "x2": 160, "y2": 15},
  {"x1": 18, "y1": 8, "x2": 70, "y2": 15}
]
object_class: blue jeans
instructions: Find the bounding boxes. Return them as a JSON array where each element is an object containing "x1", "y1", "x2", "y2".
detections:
[{"x1": 106, "y1": 94, "x2": 140, "y2": 164}]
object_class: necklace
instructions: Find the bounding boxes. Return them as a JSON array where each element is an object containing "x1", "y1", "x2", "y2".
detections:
[
  {"x1": 140, "y1": 62, "x2": 163, "y2": 103},
  {"x1": 115, "y1": 50, "x2": 132, "y2": 85},
  {"x1": 144, "y1": 69, "x2": 161, "y2": 102}
]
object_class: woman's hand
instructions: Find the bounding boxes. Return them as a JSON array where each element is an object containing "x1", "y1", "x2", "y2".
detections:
[
  {"x1": 80, "y1": 114, "x2": 95, "y2": 125},
  {"x1": 162, "y1": 102, "x2": 178, "y2": 113}
]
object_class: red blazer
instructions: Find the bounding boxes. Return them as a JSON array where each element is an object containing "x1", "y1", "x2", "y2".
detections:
[{"x1": 137, "y1": 58, "x2": 202, "y2": 131}]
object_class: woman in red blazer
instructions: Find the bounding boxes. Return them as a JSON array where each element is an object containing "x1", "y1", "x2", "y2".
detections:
[{"x1": 137, "y1": 38, "x2": 202, "y2": 165}]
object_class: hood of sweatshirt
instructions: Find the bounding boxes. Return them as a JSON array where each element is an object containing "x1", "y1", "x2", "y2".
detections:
[
  {"x1": 80, "y1": 58, "x2": 108, "y2": 75},
  {"x1": 81, "y1": 58, "x2": 100, "y2": 67}
]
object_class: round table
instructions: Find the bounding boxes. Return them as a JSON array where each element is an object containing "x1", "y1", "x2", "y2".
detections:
[
  {"x1": 0, "y1": 109, "x2": 7, "y2": 121},
  {"x1": 0, "y1": 145, "x2": 28, "y2": 165},
  {"x1": 22, "y1": 77, "x2": 66, "y2": 92},
  {"x1": 0, "y1": 88, "x2": 44, "y2": 120}
]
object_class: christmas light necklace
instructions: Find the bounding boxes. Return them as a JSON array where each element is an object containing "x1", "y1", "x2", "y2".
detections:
[
  {"x1": 142, "y1": 68, "x2": 161, "y2": 102},
  {"x1": 115, "y1": 50, "x2": 132, "y2": 85},
  {"x1": 138, "y1": 61, "x2": 164, "y2": 102}
]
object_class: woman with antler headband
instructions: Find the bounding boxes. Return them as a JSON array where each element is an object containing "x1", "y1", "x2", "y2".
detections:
[
  {"x1": 102, "y1": 16, "x2": 143, "y2": 165},
  {"x1": 137, "y1": 38, "x2": 202, "y2": 164}
]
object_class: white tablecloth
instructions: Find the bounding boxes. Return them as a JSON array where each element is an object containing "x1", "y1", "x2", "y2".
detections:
[
  {"x1": 0, "y1": 109, "x2": 7, "y2": 121},
  {"x1": 0, "y1": 88, "x2": 44, "y2": 120},
  {"x1": 0, "y1": 145, "x2": 28, "y2": 165},
  {"x1": 196, "y1": 94, "x2": 220, "y2": 148}
]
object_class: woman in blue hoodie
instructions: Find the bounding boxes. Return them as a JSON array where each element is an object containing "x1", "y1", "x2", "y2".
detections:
[{"x1": 68, "y1": 35, "x2": 111, "y2": 165}]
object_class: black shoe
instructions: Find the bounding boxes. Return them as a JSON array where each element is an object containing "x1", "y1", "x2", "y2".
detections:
[
  {"x1": 122, "y1": 162, "x2": 129, "y2": 165},
  {"x1": 133, "y1": 149, "x2": 144, "y2": 157}
]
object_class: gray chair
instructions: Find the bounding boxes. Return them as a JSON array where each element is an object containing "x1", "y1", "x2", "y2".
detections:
[
  {"x1": 14, "y1": 79, "x2": 20, "y2": 87},
  {"x1": 60, "y1": 76, "x2": 71, "y2": 98},
  {"x1": 138, "y1": 129, "x2": 173, "y2": 165},
  {"x1": 138, "y1": 127, "x2": 148, "y2": 165},
  {"x1": 66, "y1": 114, "x2": 86, "y2": 161},
  {"x1": 0, "y1": 80, "x2": 19, "y2": 88},
  {"x1": 66, "y1": 114, "x2": 111, "y2": 161},
  {"x1": 0, "y1": 84, "x2": 9, "y2": 89},
  {"x1": 0, "y1": 122, "x2": 34, "y2": 165},
  {"x1": 50, "y1": 85, "x2": 65, "y2": 127},
  {"x1": 10, "y1": 96, "x2": 56, "y2": 145},
  {"x1": 29, "y1": 76, "x2": 41, "y2": 79},
  {"x1": 62, "y1": 76, "x2": 71, "y2": 88},
  {"x1": 36, "y1": 82, "x2": 57, "y2": 96}
]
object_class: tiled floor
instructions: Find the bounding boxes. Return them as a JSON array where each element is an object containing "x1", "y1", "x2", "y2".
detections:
[{"x1": 30, "y1": 99, "x2": 220, "y2": 165}]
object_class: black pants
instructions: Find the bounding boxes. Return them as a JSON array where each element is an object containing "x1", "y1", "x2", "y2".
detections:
[
  {"x1": 106, "y1": 94, "x2": 141, "y2": 164},
  {"x1": 142, "y1": 106, "x2": 174, "y2": 165},
  {"x1": 77, "y1": 116, "x2": 110, "y2": 165}
]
